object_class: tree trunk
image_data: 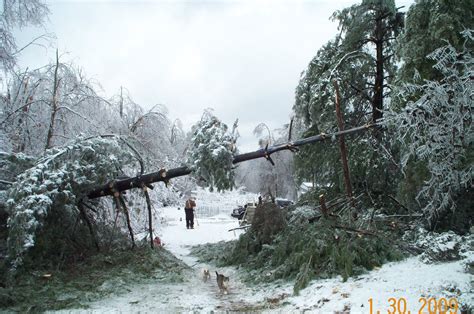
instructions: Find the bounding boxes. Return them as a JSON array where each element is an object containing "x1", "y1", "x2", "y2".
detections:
[
  {"x1": 142, "y1": 185, "x2": 154, "y2": 249},
  {"x1": 333, "y1": 81, "x2": 353, "y2": 202},
  {"x1": 116, "y1": 195, "x2": 135, "y2": 249},
  {"x1": 119, "y1": 86, "x2": 123, "y2": 119},
  {"x1": 45, "y1": 49, "x2": 60, "y2": 150},
  {"x1": 373, "y1": 16, "x2": 384, "y2": 125}
]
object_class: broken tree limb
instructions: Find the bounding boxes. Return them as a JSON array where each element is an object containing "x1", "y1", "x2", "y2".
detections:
[
  {"x1": 332, "y1": 224, "x2": 376, "y2": 236},
  {"x1": 88, "y1": 167, "x2": 187, "y2": 199},
  {"x1": 88, "y1": 122, "x2": 380, "y2": 199},
  {"x1": 333, "y1": 81, "x2": 353, "y2": 204},
  {"x1": 115, "y1": 195, "x2": 135, "y2": 249},
  {"x1": 228, "y1": 225, "x2": 252, "y2": 232},
  {"x1": 142, "y1": 185, "x2": 154, "y2": 249},
  {"x1": 387, "y1": 195, "x2": 412, "y2": 213}
]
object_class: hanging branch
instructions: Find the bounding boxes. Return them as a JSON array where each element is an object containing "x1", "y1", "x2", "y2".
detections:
[
  {"x1": 88, "y1": 122, "x2": 380, "y2": 199},
  {"x1": 115, "y1": 194, "x2": 135, "y2": 249},
  {"x1": 142, "y1": 184, "x2": 154, "y2": 249}
]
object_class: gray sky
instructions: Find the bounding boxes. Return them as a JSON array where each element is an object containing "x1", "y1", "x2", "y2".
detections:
[{"x1": 15, "y1": 0, "x2": 414, "y2": 153}]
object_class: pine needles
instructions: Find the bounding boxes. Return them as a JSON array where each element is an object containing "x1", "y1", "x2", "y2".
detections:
[{"x1": 192, "y1": 201, "x2": 403, "y2": 294}]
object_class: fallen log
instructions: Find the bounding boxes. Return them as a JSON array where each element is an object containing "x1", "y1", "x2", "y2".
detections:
[{"x1": 88, "y1": 122, "x2": 380, "y2": 199}]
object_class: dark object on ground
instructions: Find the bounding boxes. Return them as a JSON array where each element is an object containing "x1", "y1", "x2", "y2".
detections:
[
  {"x1": 275, "y1": 198, "x2": 294, "y2": 208},
  {"x1": 231, "y1": 206, "x2": 246, "y2": 220}
]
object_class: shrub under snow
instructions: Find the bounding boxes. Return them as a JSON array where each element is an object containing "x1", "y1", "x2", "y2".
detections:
[{"x1": 5, "y1": 137, "x2": 134, "y2": 270}]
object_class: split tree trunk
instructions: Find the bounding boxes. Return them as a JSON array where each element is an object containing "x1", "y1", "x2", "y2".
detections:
[
  {"x1": 45, "y1": 49, "x2": 60, "y2": 150},
  {"x1": 116, "y1": 195, "x2": 135, "y2": 249},
  {"x1": 333, "y1": 81, "x2": 353, "y2": 202},
  {"x1": 142, "y1": 185, "x2": 154, "y2": 249}
]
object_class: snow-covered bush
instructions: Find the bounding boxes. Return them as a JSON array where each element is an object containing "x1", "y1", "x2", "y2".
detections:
[
  {"x1": 187, "y1": 110, "x2": 238, "y2": 192},
  {"x1": 416, "y1": 231, "x2": 463, "y2": 263},
  {"x1": 0, "y1": 152, "x2": 36, "y2": 215},
  {"x1": 402, "y1": 227, "x2": 473, "y2": 265},
  {"x1": 5, "y1": 136, "x2": 134, "y2": 270},
  {"x1": 389, "y1": 30, "x2": 473, "y2": 223},
  {"x1": 0, "y1": 152, "x2": 36, "y2": 182},
  {"x1": 403, "y1": 228, "x2": 474, "y2": 264},
  {"x1": 460, "y1": 234, "x2": 474, "y2": 274}
]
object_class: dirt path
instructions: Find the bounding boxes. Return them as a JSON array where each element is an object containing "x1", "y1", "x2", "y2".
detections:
[
  {"x1": 157, "y1": 209, "x2": 281, "y2": 311},
  {"x1": 66, "y1": 208, "x2": 287, "y2": 312}
]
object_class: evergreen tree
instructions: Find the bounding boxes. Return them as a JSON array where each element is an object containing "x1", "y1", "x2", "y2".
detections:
[
  {"x1": 187, "y1": 110, "x2": 238, "y2": 192},
  {"x1": 393, "y1": 0, "x2": 473, "y2": 219},
  {"x1": 396, "y1": 0, "x2": 474, "y2": 82},
  {"x1": 293, "y1": 0, "x2": 403, "y2": 199},
  {"x1": 390, "y1": 31, "x2": 473, "y2": 229}
]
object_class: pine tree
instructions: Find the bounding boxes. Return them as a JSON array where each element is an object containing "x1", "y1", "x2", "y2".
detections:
[
  {"x1": 396, "y1": 0, "x2": 474, "y2": 82},
  {"x1": 389, "y1": 31, "x2": 473, "y2": 228},
  {"x1": 393, "y1": 0, "x2": 473, "y2": 222},
  {"x1": 293, "y1": 0, "x2": 403, "y2": 199},
  {"x1": 187, "y1": 110, "x2": 238, "y2": 192}
]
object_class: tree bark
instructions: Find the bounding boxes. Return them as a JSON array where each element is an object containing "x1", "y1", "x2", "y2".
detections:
[
  {"x1": 142, "y1": 185, "x2": 154, "y2": 249},
  {"x1": 373, "y1": 15, "x2": 384, "y2": 125},
  {"x1": 45, "y1": 49, "x2": 60, "y2": 150},
  {"x1": 116, "y1": 195, "x2": 135, "y2": 249},
  {"x1": 333, "y1": 81, "x2": 353, "y2": 202}
]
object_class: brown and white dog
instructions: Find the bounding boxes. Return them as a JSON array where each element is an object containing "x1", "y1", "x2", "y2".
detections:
[
  {"x1": 215, "y1": 271, "x2": 229, "y2": 294},
  {"x1": 202, "y1": 269, "x2": 211, "y2": 282}
]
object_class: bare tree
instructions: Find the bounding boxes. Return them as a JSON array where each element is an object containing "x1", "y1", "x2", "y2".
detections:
[{"x1": 0, "y1": 0, "x2": 49, "y2": 72}]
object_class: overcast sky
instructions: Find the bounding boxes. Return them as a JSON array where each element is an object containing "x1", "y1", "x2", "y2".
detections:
[{"x1": 15, "y1": 0, "x2": 414, "y2": 153}]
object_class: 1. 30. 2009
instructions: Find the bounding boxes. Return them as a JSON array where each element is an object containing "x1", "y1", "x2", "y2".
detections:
[{"x1": 368, "y1": 297, "x2": 459, "y2": 314}]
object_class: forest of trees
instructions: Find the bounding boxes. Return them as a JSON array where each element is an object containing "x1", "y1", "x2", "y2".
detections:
[{"x1": 0, "y1": 0, "x2": 472, "y2": 298}]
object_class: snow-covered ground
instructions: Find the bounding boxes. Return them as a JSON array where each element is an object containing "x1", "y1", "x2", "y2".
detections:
[
  {"x1": 282, "y1": 258, "x2": 472, "y2": 313},
  {"x1": 60, "y1": 189, "x2": 473, "y2": 313}
]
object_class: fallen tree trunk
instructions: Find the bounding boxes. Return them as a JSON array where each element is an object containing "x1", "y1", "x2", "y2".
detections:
[{"x1": 88, "y1": 122, "x2": 379, "y2": 199}]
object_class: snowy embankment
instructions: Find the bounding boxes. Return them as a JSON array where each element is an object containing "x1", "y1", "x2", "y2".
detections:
[
  {"x1": 282, "y1": 257, "x2": 472, "y2": 313},
  {"x1": 61, "y1": 189, "x2": 472, "y2": 313}
]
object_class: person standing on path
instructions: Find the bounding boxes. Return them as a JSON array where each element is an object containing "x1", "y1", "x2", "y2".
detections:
[{"x1": 184, "y1": 197, "x2": 196, "y2": 229}]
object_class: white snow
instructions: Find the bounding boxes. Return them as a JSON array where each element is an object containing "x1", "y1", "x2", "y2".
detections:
[
  {"x1": 283, "y1": 257, "x2": 472, "y2": 313},
  {"x1": 158, "y1": 206, "x2": 245, "y2": 264},
  {"x1": 53, "y1": 189, "x2": 473, "y2": 313}
]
